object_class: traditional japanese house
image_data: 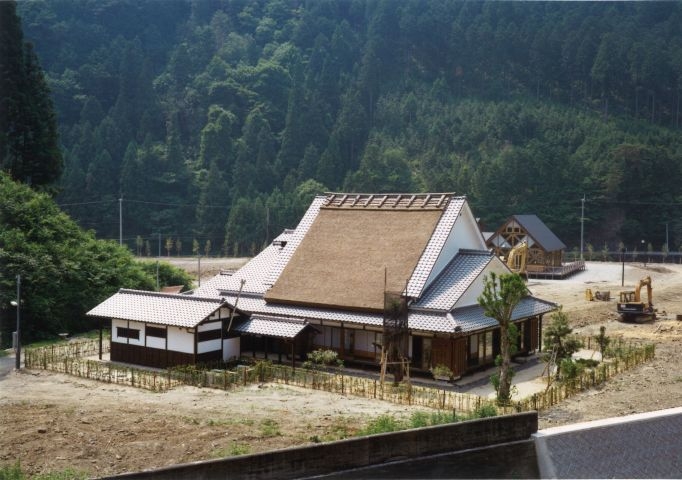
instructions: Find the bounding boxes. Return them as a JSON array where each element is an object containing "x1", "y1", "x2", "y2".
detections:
[
  {"x1": 88, "y1": 193, "x2": 558, "y2": 377},
  {"x1": 195, "y1": 193, "x2": 557, "y2": 378}
]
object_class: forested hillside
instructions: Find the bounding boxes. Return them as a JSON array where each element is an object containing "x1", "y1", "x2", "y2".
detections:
[{"x1": 17, "y1": 0, "x2": 682, "y2": 254}]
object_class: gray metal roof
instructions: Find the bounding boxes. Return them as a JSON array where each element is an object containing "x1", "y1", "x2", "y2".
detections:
[
  {"x1": 86, "y1": 289, "x2": 224, "y2": 328},
  {"x1": 232, "y1": 315, "x2": 310, "y2": 338},
  {"x1": 406, "y1": 196, "x2": 465, "y2": 298},
  {"x1": 512, "y1": 215, "x2": 566, "y2": 252},
  {"x1": 414, "y1": 250, "x2": 493, "y2": 311}
]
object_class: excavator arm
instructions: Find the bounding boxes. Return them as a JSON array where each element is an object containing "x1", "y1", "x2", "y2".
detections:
[
  {"x1": 506, "y1": 241, "x2": 528, "y2": 275},
  {"x1": 618, "y1": 275, "x2": 655, "y2": 323}
]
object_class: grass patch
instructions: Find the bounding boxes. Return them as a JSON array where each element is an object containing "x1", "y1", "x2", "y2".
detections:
[
  {"x1": 211, "y1": 442, "x2": 251, "y2": 458},
  {"x1": 0, "y1": 349, "x2": 8, "y2": 358},
  {"x1": 356, "y1": 407, "x2": 497, "y2": 437},
  {"x1": 259, "y1": 418, "x2": 281, "y2": 437},
  {"x1": 0, "y1": 462, "x2": 87, "y2": 480}
]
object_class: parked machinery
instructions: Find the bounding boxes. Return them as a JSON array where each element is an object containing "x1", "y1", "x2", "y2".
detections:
[
  {"x1": 506, "y1": 240, "x2": 528, "y2": 276},
  {"x1": 617, "y1": 275, "x2": 656, "y2": 323}
]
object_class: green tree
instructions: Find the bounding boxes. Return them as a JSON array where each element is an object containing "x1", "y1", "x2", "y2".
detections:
[
  {"x1": 0, "y1": 1, "x2": 63, "y2": 190},
  {"x1": 0, "y1": 172, "x2": 154, "y2": 344},
  {"x1": 477, "y1": 272, "x2": 527, "y2": 404},
  {"x1": 543, "y1": 308, "x2": 583, "y2": 379}
]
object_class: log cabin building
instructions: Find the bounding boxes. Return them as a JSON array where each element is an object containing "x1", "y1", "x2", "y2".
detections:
[
  {"x1": 89, "y1": 193, "x2": 557, "y2": 378},
  {"x1": 485, "y1": 214, "x2": 583, "y2": 278}
]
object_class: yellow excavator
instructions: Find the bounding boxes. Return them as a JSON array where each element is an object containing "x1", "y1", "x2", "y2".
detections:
[
  {"x1": 617, "y1": 276, "x2": 656, "y2": 323},
  {"x1": 506, "y1": 241, "x2": 528, "y2": 276}
]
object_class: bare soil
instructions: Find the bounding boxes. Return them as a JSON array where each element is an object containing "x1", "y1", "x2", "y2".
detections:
[{"x1": 2, "y1": 261, "x2": 681, "y2": 477}]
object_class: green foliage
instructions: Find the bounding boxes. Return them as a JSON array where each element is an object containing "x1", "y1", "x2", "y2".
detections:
[
  {"x1": 302, "y1": 349, "x2": 343, "y2": 370},
  {"x1": 0, "y1": 462, "x2": 87, "y2": 480},
  {"x1": 259, "y1": 418, "x2": 281, "y2": 437},
  {"x1": 357, "y1": 414, "x2": 401, "y2": 435},
  {"x1": 138, "y1": 260, "x2": 194, "y2": 291},
  {"x1": 478, "y1": 272, "x2": 527, "y2": 404},
  {"x1": 0, "y1": 173, "x2": 161, "y2": 345},
  {"x1": 430, "y1": 364, "x2": 453, "y2": 380},
  {"x1": 0, "y1": 1, "x2": 63, "y2": 191},
  {"x1": 594, "y1": 326, "x2": 611, "y2": 359},
  {"x1": 11, "y1": 0, "x2": 682, "y2": 253},
  {"x1": 472, "y1": 403, "x2": 499, "y2": 419},
  {"x1": 543, "y1": 308, "x2": 584, "y2": 379},
  {"x1": 559, "y1": 358, "x2": 585, "y2": 381}
]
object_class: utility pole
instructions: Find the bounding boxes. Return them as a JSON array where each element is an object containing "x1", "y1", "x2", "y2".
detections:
[
  {"x1": 580, "y1": 195, "x2": 585, "y2": 261},
  {"x1": 156, "y1": 233, "x2": 161, "y2": 291},
  {"x1": 13, "y1": 274, "x2": 21, "y2": 370},
  {"x1": 119, "y1": 196, "x2": 123, "y2": 246}
]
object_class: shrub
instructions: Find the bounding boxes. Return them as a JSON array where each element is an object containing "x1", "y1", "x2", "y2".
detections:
[
  {"x1": 358, "y1": 415, "x2": 401, "y2": 435},
  {"x1": 302, "y1": 349, "x2": 343, "y2": 370},
  {"x1": 430, "y1": 364, "x2": 453, "y2": 380},
  {"x1": 473, "y1": 403, "x2": 498, "y2": 418}
]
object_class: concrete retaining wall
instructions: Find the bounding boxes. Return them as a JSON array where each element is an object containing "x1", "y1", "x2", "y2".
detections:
[{"x1": 105, "y1": 412, "x2": 537, "y2": 480}]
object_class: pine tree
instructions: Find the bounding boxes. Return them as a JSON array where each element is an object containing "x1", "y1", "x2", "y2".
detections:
[{"x1": 0, "y1": 1, "x2": 63, "y2": 190}]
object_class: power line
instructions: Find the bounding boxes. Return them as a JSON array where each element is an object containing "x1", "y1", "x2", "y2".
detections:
[
  {"x1": 58, "y1": 197, "x2": 231, "y2": 209},
  {"x1": 58, "y1": 199, "x2": 116, "y2": 207}
]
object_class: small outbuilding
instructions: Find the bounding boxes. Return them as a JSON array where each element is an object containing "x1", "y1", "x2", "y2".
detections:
[{"x1": 87, "y1": 290, "x2": 232, "y2": 368}]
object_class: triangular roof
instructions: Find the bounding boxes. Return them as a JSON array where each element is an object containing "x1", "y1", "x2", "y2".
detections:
[
  {"x1": 505, "y1": 215, "x2": 566, "y2": 252},
  {"x1": 263, "y1": 193, "x2": 484, "y2": 312},
  {"x1": 207, "y1": 192, "x2": 556, "y2": 334}
]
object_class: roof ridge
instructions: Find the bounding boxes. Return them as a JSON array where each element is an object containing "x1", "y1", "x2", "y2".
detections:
[
  {"x1": 323, "y1": 192, "x2": 457, "y2": 210},
  {"x1": 119, "y1": 288, "x2": 223, "y2": 303}
]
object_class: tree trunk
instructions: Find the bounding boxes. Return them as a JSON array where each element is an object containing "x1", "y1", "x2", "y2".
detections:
[{"x1": 497, "y1": 321, "x2": 513, "y2": 403}]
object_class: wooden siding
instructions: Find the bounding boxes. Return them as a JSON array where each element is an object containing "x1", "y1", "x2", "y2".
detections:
[{"x1": 110, "y1": 341, "x2": 221, "y2": 368}]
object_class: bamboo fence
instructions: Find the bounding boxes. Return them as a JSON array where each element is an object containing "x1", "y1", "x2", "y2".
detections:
[{"x1": 24, "y1": 336, "x2": 655, "y2": 415}]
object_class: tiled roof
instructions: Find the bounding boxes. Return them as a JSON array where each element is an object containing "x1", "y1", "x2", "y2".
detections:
[
  {"x1": 265, "y1": 196, "x2": 326, "y2": 287},
  {"x1": 222, "y1": 292, "x2": 555, "y2": 335},
  {"x1": 223, "y1": 293, "x2": 385, "y2": 327},
  {"x1": 451, "y1": 296, "x2": 558, "y2": 333},
  {"x1": 414, "y1": 250, "x2": 493, "y2": 311},
  {"x1": 194, "y1": 243, "x2": 283, "y2": 297},
  {"x1": 232, "y1": 315, "x2": 310, "y2": 338},
  {"x1": 407, "y1": 196, "x2": 466, "y2": 297},
  {"x1": 408, "y1": 312, "x2": 457, "y2": 333},
  {"x1": 86, "y1": 289, "x2": 223, "y2": 328}
]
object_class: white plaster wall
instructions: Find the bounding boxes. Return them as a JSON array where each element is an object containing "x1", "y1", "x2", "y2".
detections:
[
  {"x1": 126, "y1": 321, "x2": 144, "y2": 346},
  {"x1": 455, "y1": 259, "x2": 511, "y2": 308},
  {"x1": 422, "y1": 202, "x2": 488, "y2": 295},
  {"x1": 111, "y1": 319, "x2": 127, "y2": 344},
  {"x1": 198, "y1": 339, "x2": 221, "y2": 354},
  {"x1": 146, "y1": 336, "x2": 165, "y2": 349},
  {"x1": 167, "y1": 326, "x2": 194, "y2": 354},
  {"x1": 198, "y1": 321, "x2": 221, "y2": 332},
  {"x1": 223, "y1": 337, "x2": 240, "y2": 361}
]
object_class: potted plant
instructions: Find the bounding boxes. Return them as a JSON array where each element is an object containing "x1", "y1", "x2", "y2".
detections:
[{"x1": 430, "y1": 364, "x2": 453, "y2": 382}]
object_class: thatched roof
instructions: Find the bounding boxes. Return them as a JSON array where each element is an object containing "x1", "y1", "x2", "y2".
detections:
[{"x1": 264, "y1": 203, "x2": 444, "y2": 312}]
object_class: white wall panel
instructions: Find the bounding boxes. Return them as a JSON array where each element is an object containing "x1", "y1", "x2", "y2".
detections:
[
  {"x1": 198, "y1": 339, "x2": 221, "y2": 354},
  {"x1": 167, "y1": 326, "x2": 194, "y2": 354},
  {"x1": 223, "y1": 337, "x2": 240, "y2": 361}
]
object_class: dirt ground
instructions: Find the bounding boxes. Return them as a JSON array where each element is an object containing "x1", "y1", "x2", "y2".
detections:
[{"x1": 2, "y1": 260, "x2": 681, "y2": 478}]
